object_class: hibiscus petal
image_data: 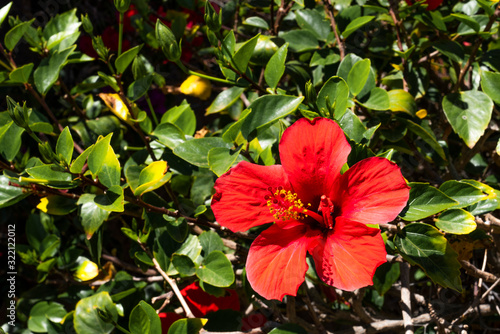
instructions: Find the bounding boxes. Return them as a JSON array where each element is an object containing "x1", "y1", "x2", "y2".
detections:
[
  {"x1": 212, "y1": 161, "x2": 290, "y2": 232},
  {"x1": 311, "y1": 218, "x2": 387, "y2": 291},
  {"x1": 279, "y1": 117, "x2": 351, "y2": 205},
  {"x1": 334, "y1": 157, "x2": 410, "y2": 225},
  {"x1": 246, "y1": 222, "x2": 320, "y2": 300}
]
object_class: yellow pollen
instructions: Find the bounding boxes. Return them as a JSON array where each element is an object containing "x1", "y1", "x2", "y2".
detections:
[{"x1": 265, "y1": 188, "x2": 307, "y2": 221}]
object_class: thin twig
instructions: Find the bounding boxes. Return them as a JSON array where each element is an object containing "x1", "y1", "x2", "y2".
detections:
[
  {"x1": 400, "y1": 262, "x2": 413, "y2": 334},
  {"x1": 323, "y1": 0, "x2": 345, "y2": 60}
]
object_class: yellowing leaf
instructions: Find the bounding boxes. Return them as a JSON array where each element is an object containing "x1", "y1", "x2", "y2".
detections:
[
  {"x1": 180, "y1": 75, "x2": 212, "y2": 100},
  {"x1": 99, "y1": 93, "x2": 133, "y2": 125},
  {"x1": 36, "y1": 195, "x2": 77, "y2": 215},
  {"x1": 133, "y1": 160, "x2": 172, "y2": 196},
  {"x1": 74, "y1": 260, "x2": 99, "y2": 281},
  {"x1": 416, "y1": 109, "x2": 427, "y2": 119}
]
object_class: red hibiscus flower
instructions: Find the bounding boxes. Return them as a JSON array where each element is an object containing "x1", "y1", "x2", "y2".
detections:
[
  {"x1": 180, "y1": 281, "x2": 240, "y2": 317},
  {"x1": 211, "y1": 117, "x2": 410, "y2": 300}
]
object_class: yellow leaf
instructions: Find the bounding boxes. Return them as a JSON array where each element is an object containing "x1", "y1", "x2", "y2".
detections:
[
  {"x1": 416, "y1": 109, "x2": 427, "y2": 119},
  {"x1": 134, "y1": 160, "x2": 172, "y2": 196},
  {"x1": 99, "y1": 93, "x2": 133, "y2": 125},
  {"x1": 180, "y1": 75, "x2": 212, "y2": 100},
  {"x1": 74, "y1": 260, "x2": 99, "y2": 281}
]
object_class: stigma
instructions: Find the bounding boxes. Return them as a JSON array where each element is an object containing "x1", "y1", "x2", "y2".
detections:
[{"x1": 266, "y1": 187, "x2": 306, "y2": 221}]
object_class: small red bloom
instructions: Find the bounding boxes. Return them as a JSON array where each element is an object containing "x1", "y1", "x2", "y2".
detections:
[
  {"x1": 180, "y1": 281, "x2": 240, "y2": 317},
  {"x1": 211, "y1": 118, "x2": 410, "y2": 300}
]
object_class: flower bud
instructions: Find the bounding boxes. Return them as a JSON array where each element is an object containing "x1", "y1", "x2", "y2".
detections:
[
  {"x1": 180, "y1": 75, "x2": 212, "y2": 100},
  {"x1": 114, "y1": 0, "x2": 131, "y2": 13},
  {"x1": 305, "y1": 81, "x2": 317, "y2": 106},
  {"x1": 38, "y1": 141, "x2": 55, "y2": 163},
  {"x1": 81, "y1": 14, "x2": 93, "y2": 35},
  {"x1": 155, "y1": 20, "x2": 181, "y2": 62},
  {"x1": 74, "y1": 259, "x2": 99, "y2": 281},
  {"x1": 92, "y1": 36, "x2": 109, "y2": 60},
  {"x1": 6, "y1": 96, "x2": 29, "y2": 129},
  {"x1": 204, "y1": 2, "x2": 221, "y2": 32}
]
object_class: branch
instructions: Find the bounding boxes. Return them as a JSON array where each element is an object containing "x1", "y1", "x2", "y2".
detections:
[
  {"x1": 460, "y1": 259, "x2": 499, "y2": 283},
  {"x1": 400, "y1": 262, "x2": 413, "y2": 334},
  {"x1": 323, "y1": 0, "x2": 345, "y2": 60}
]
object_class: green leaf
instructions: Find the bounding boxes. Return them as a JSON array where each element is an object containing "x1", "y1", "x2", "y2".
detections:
[
  {"x1": 172, "y1": 254, "x2": 196, "y2": 276},
  {"x1": 357, "y1": 87, "x2": 390, "y2": 110},
  {"x1": 278, "y1": 30, "x2": 319, "y2": 52},
  {"x1": 442, "y1": 91, "x2": 493, "y2": 148},
  {"x1": 39, "y1": 234, "x2": 60, "y2": 260},
  {"x1": 0, "y1": 112, "x2": 24, "y2": 162},
  {"x1": 129, "y1": 301, "x2": 161, "y2": 334},
  {"x1": 347, "y1": 59, "x2": 371, "y2": 97},
  {"x1": 243, "y1": 16, "x2": 269, "y2": 29},
  {"x1": 208, "y1": 147, "x2": 242, "y2": 177},
  {"x1": 433, "y1": 41, "x2": 465, "y2": 63},
  {"x1": 265, "y1": 43, "x2": 288, "y2": 90},
  {"x1": 241, "y1": 95, "x2": 304, "y2": 139},
  {"x1": 56, "y1": 126, "x2": 73, "y2": 166},
  {"x1": 342, "y1": 16, "x2": 375, "y2": 39},
  {"x1": 317, "y1": 76, "x2": 349, "y2": 119},
  {"x1": 151, "y1": 122, "x2": 185, "y2": 150},
  {"x1": 199, "y1": 230, "x2": 224, "y2": 255},
  {"x1": 70, "y1": 144, "x2": 93, "y2": 174},
  {"x1": 97, "y1": 144, "x2": 121, "y2": 189},
  {"x1": 43, "y1": 9, "x2": 81, "y2": 50},
  {"x1": 88, "y1": 133, "x2": 113, "y2": 178},
  {"x1": 115, "y1": 44, "x2": 143, "y2": 74},
  {"x1": 28, "y1": 301, "x2": 67, "y2": 333},
  {"x1": 161, "y1": 100, "x2": 196, "y2": 136},
  {"x1": 127, "y1": 74, "x2": 154, "y2": 101},
  {"x1": 206, "y1": 87, "x2": 246, "y2": 115},
  {"x1": 480, "y1": 70, "x2": 500, "y2": 105},
  {"x1": 338, "y1": 110, "x2": 370, "y2": 143},
  {"x1": 5, "y1": 19, "x2": 34, "y2": 51},
  {"x1": 134, "y1": 160, "x2": 171, "y2": 196},
  {"x1": 373, "y1": 262, "x2": 400, "y2": 296},
  {"x1": 9, "y1": 63, "x2": 34, "y2": 84},
  {"x1": 94, "y1": 185, "x2": 124, "y2": 212},
  {"x1": 34, "y1": 45, "x2": 76, "y2": 95},
  {"x1": 402, "y1": 119, "x2": 446, "y2": 160},
  {"x1": 400, "y1": 183, "x2": 458, "y2": 221},
  {"x1": 388, "y1": 89, "x2": 416, "y2": 116},
  {"x1": 164, "y1": 216, "x2": 189, "y2": 243},
  {"x1": 77, "y1": 193, "x2": 111, "y2": 239},
  {"x1": 435, "y1": 208, "x2": 477, "y2": 235},
  {"x1": 74, "y1": 292, "x2": 118, "y2": 334},
  {"x1": 26, "y1": 164, "x2": 73, "y2": 182},
  {"x1": 168, "y1": 318, "x2": 206, "y2": 334},
  {"x1": 269, "y1": 323, "x2": 308, "y2": 334},
  {"x1": 173, "y1": 137, "x2": 231, "y2": 167},
  {"x1": 0, "y1": 2, "x2": 12, "y2": 28},
  {"x1": 196, "y1": 251, "x2": 235, "y2": 287},
  {"x1": 451, "y1": 13, "x2": 480, "y2": 32},
  {"x1": 394, "y1": 223, "x2": 462, "y2": 292},
  {"x1": 439, "y1": 180, "x2": 487, "y2": 208},
  {"x1": 233, "y1": 34, "x2": 260, "y2": 73},
  {"x1": 0, "y1": 175, "x2": 29, "y2": 208},
  {"x1": 295, "y1": 9, "x2": 331, "y2": 41}
]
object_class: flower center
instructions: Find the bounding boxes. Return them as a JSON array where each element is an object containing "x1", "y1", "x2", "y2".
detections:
[{"x1": 265, "y1": 187, "x2": 330, "y2": 227}]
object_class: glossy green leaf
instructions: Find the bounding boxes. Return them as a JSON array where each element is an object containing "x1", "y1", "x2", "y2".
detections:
[
  {"x1": 395, "y1": 223, "x2": 462, "y2": 292},
  {"x1": 373, "y1": 262, "x2": 400, "y2": 296},
  {"x1": 265, "y1": 43, "x2": 288, "y2": 90},
  {"x1": 34, "y1": 45, "x2": 76, "y2": 95},
  {"x1": 403, "y1": 119, "x2": 446, "y2": 160},
  {"x1": 208, "y1": 147, "x2": 242, "y2": 177},
  {"x1": 173, "y1": 137, "x2": 231, "y2": 167},
  {"x1": 39, "y1": 234, "x2": 60, "y2": 260},
  {"x1": 199, "y1": 230, "x2": 224, "y2": 255},
  {"x1": 233, "y1": 34, "x2": 260, "y2": 73},
  {"x1": 196, "y1": 251, "x2": 235, "y2": 287},
  {"x1": 151, "y1": 122, "x2": 185, "y2": 150},
  {"x1": 0, "y1": 112, "x2": 24, "y2": 161},
  {"x1": 206, "y1": 87, "x2": 245, "y2": 115},
  {"x1": 388, "y1": 89, "x2": 416, "y2": 116},
  {"x1": 134, "y1": 160, "x2": 171, "y2": 196},
  {"x1": 357, "y1": 87, "x2": 390, "y2": 110},
  {"x1": 347, "y1": 59, "x2": 370, "y2": 97},
  {"x1": 56, "y1": 126, "x2": 74, "y2": 166},
  {"x1": 295, "y1": 9, "x2": 331, "y2": 41},
  {"x1": 442, "y1": 91, "x2": 493, "y2": 148},
  {"x1": 435, "y1": 208, "x2": 477, "y2": 234},
  {"x1": 9, "y1": 63, "x2": 34, "y2": 84},
  {"x1": 5, "y1": 19, "x2": 34, "y2": 51},
  {"x1": 43, "y1": 9, "x2": 80, "y2": 50},
  {"x1": 97, "y1": 144, "x2": 121, "y2": 189},
  {"x1": 129, "y1": 301, "x2": 161, "y2": 334},
  {"x1": 439, "y1": 180, "x2": 487, "y2": 208},
  {"x1": 94, "y1": 185, "x2": 124, "y2": 212},
  {"x1": 127, "y1": 74, "x2": 154, "y2": 101},
  {"x1": 161, "y1": 100, "x2": 196, "y2": 136},
  {"x1": 338, "y1": 110, "x2": 371, "y2": 143},
  {"x1": 243, "y1": 16, "x2": 269, "y2": 29},
  {"x1": 480, "y1": 70, "x2": 500, "y2": 105},
  {"x1": 28, "y1": 301, "x2": 67, "y2": 333},
  {"x1": 242, "y1": 95, "x2": 303, "y2": 139},
  {"x1": 88, "y1": 133, "x2": 113, "y2": 178},
  {"x1": 452, "y1": 13, "x2": 480, "y2": 32},
  {"x1": 278, "y1": 30, "x2": 319, "y2": 52},
  {"x1": 115, "y1": 44, "x2": 143, "y2": 74},
  {"x1": 342, "y1": 16, "x2": 375, "y2": 39},
  {"x1": 433, "y1": 41, "x2": 465, "y2": 63},
  {"x1": 400, "y1": 183, "x2": 458, "y2": 221},
  {"x1": 0, "y1": 175, "x2": 29, "y2": 208},
  {"x1": 70, "y1": 144, "x2": 93, "y2": 174},
  {"x1": 168, "y1": 318, "x2": 206, "y2": 334},
  {"x1": 172, "y1": 254, "x2": 196, "y2": 276},
  {"x1": 26, "y1": 164, "x2": 73, "y2": 182},
  {"x1": 164, "y1": 216, "x2": 189, "y2": 243},
  {"x1": 0, "y1": 2, "x2": 12, "y2": 28},
  {"x1": 77, "y1": 193, "x2": 111, "y2": 239},
  {"x1": 317, "y1": 76, "x2": 349, "y2": 119},
  {"x1": 74, "y1": 292, "x2": 118, "y2": 334}
]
